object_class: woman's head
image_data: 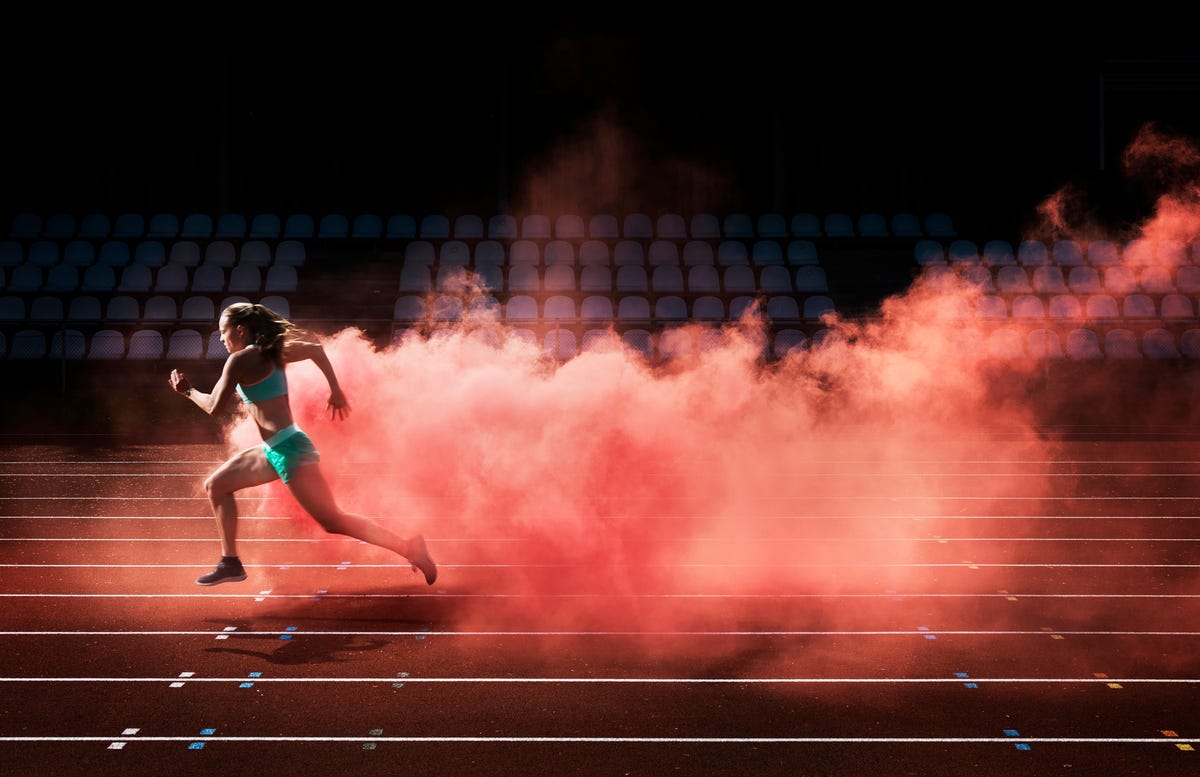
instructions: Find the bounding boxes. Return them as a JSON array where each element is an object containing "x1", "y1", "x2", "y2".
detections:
[{"x1": 219, "y1": 302, "x2": 295, "y2": 362}]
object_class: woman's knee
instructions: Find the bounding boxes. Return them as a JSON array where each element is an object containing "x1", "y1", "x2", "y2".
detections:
[
  {"x1": 308, "y1": 510, "x2": 349, "y2": 536},
  {"x1": 203, "y1": 471, "x2": 233, "y2": 502}
]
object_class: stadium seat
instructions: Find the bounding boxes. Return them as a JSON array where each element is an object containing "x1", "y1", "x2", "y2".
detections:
[
  {"x1": 351, "y1": 214, "x2": 383, "y2": 238},
  {"x1": 689, "y1": 213, "x2": 720, "y2": 239},
  {"x1": 9, "y1": 329, "x2": 46, "y2": 359},
  {"x1": 249, "y1": 214, "x2": 281, "y2": 239},
  {"x1": 180, "y1": 213, "x2": 212, "y2": 239},
  {"x1": 823, "y1": 213, "x2": 855, "y2": 237},
  {"x1": 126, "y1": 330, "x2": 165, "y2": 359},
  {"x1": 444, "y1": 214, "x2": 482, "y2": 240},
  {"x1": 166, "y1": 329, "x2": 206, "y2": 359},
  {"x1": 1065, "y1": 328, "x2": 1103, "y2": 359},
  {"x1": 521, "y1": 214, "x2": 551, "y2": 239},
  {"x1": 1142, "y1": 328, "x2": 1180, "y2": 359},
  {"x1": 647, "y1": 241, "x2": 679, "y2": 266},
  {"x1": 88, "y1": 329, "x2": 126, "y2": 359},
  {"x1": 264, "y1": 265, "x2": 297, "y2": 292},
  {"x1": 554, "y1": 215, "x2": 584, "y2": 240},
  {"x1": 589, "y1": 214, "x2": 619, "y2": 239},
  {"x1": 1104, "y1": 328, "x2": 1141, "y2": 358},
  {"x1": 386, "y1": 214, "x2": 416, "y2": 239},
  {"x1": 239, "y1": 241, "x2": 272, "y2": 267},
  {"x1": 214, "y1": 213, "x2": 247, "y2": 239},
  {"x1": 790, "y1": 213, "x2": 821, "y2": 237},
  {"x1": 43, "y1": 213, "x2": 77, "y2": 239},
  {"x1": 283, "y1": 214, "x2": 315, "y2": 238},
  {"x1": 318, "y1": 214, "x2": 350, "y2": 238},
  {"x1": 682, "y1": 241, "x2": 714, "y2": 266},
  {"x1": 623, "y1": 213, "x2": 653, "y2": 238},
  {"x1": 112, "y1": 213, "x2": 145, "y2": 239}
]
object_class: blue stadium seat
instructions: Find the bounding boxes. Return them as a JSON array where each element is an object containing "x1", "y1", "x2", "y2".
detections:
[
  {"x1": 214, "y1": 214, "x2": 247, "y2": 239},
  {"x1": 689, "y1": 214, "x2": 720, "y2": 239},
  {"x1": 112, "y1": 213, "x2": 145, "y2": 239},
  {"x1": 283, "y1": 214, "x2": 315, "y2": 238},
  {"x1": 351, "y1": 214, "x2": 383, "y2": 238},
  {"x1": 249, "y1": 214, "x2": 281, "y2": 239},
  {"x1": 180, "y1": 213, "x2": 212, "y2": 239},
  {"x1": 656, "y1": 213, "x2": 686, "y2": 239},
  {"x1": 318, "y1": 214, "x2": 349, "y2": 238},
  {"x1": 623, "y1": 213, "x2": 653, "y2": 239},
  {"x1": 420, "y1": 214, "x2": 451, "y2": 238},
  {"x1": 386, "y1": 214, "x2": 416, "y2": 239},
  {"x1": 78, "y1": 213, "x2": 111, "y2": 239}
]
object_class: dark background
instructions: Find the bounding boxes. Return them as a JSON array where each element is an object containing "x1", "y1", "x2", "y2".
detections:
[{"x1": 3, "y1": 12, "x2": 1199, "y2": 240}]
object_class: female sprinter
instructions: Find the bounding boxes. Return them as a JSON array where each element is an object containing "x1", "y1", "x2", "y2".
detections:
[{"x1": 167, "y1": 302, "x2": 437, "y2": 586}]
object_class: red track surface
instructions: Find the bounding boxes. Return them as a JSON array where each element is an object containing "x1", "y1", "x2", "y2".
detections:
[{"x1": 1, "y1": 438, "x2": 1198, "y2": 776}]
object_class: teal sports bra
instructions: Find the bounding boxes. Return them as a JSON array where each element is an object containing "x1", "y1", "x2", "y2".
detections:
[{"x1": 236, "y1": 363, "x2": 288, "y2": 404}]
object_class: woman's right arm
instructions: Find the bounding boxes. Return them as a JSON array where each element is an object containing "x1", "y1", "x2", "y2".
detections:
[{"x1": 169, "y1": 353, "x2": 243, "y2": 416}]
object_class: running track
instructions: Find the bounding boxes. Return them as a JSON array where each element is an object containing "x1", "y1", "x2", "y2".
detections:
[{"x1": 1, "y1": 437, "x2": 1198, "y2": 776}]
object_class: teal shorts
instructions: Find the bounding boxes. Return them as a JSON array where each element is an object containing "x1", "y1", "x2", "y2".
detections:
[{"x1": 262, "y1": 424, "x2": 320, "y2": 483}]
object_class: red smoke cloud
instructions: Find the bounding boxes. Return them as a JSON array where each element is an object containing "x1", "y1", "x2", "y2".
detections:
[{"x1": 215, "y1": 120, "x2": 1200, "y2": 660}]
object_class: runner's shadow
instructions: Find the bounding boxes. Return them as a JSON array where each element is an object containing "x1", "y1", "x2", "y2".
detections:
[{"x1": 203, "y1": 632, "x2": 392, "y2": 665}]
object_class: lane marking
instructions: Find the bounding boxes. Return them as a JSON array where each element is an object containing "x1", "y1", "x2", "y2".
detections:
[
  {"x1": 0, "y1": 676, "x2": 1196, "y2": 684},
  {"x1": 2, "y1": 589, "x2": 1200, "y2": 599},
  {"x1": 8, "y1": 536, "x2": 1200, "y2": 543},
  {"x1": 7, "y1": 495, "x2": 1200, "y2": 502},
  {"x1": 5, "y1": 562, "x2": 1200, "y2": 571},
  {"x1": 6, "y1": 514, "x2": 1200, "y2": 521},
  {"x1": 0, "y1": 735, "x2": 1195, "y2": 744},
  {"x1": 1, "y1": 628, "x2": 1198, "y2": 637}
]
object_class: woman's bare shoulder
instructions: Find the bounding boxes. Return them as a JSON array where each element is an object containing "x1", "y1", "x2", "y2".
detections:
[{"x1": 281, "y1": 338, "x2": 322, "y2": 363}]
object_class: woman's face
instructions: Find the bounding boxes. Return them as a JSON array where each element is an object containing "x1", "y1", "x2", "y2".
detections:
[{"x1": 218, "y1": 315, "x2": 248, "y2": 353}]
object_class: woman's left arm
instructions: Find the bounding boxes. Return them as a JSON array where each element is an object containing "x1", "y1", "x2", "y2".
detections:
[{"x1": 284, "y1": 339, "x2": 351, "y2": 420}]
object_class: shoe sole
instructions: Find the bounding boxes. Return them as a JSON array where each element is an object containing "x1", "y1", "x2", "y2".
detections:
[{"x1": 196, "y1": 573, "x2": 247, "y2": 586}]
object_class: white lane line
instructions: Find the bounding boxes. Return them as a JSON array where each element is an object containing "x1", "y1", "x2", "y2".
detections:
[
  {"x1": 2, "y1": 588, "x2": 1199, "y2": 599},
  {"x1": 2, "y1": 455, "x2": 1200, "y2": 460},
  {"x1": 0, "y1": 735, "x2": 1194, "y2": 744},
  {"x1": 7, "y1": 563, "x2": 1200, "y2": 575},
  {"x1": 7, "y1": 537, "x2": 1200, "y2": 544},
  {"x1": 7, "y1": 537, "x2": 1200, "y2": 543},
  {"x1": 11, "y1": 471, "x2": 1200, "y2": 478},
  {"x1": 1, "y1": 629, "x2": 1197, "y2": 637},
  {"x1": 6, "y1": 496, "x2": 1200, "y2": 501},
  {"x1": 5, "y1": 563, "x2": 1200, "y2": 573},
  {"x1": 6, "y1": 514, "x2": 1200, "y2": 521},
  {"x1": 0, "y1": 676, "x2": 1195, "y2": 685}
]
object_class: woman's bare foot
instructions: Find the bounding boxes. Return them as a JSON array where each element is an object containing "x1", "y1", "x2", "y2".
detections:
[{"x1": 406, "y1": 535, "x2": 437, "y2": 585}]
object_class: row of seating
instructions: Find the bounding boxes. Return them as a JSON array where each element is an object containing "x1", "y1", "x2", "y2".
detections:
[
  {"x1": 7, "y1": 210, "x2": 958, "y2": 243},
  {"x1": 395, "y1": 238, "x2": 823, "y2": 268},
  {"x1": 0, "y1": 324, "x2": 820, "y2": 363},
  {"x1": 1, "y1": 263, "x2": 831, "y2": 299},
  {"x1": 966, "y1": 325, "x2": 1196, "y2": 360},
  {"x1": 13, "y1": 288, "x2": 1192, "y2": 329},
  {"x1": 1, "y1": 327, "x2": 227, "y2": 361},
  {"x1": 394, "y1": 293, "x2": 838, "y2": 324},
  {"x1": 0, "y1": 235, "x2": 825, "y2": 271},
  {"x1": 0, "y1": 239, "x2": 306, "y2": 268},
  {"x1": 399, "y1": 264, "x2": 831, "y2": 295},
  {"x1": 918, "y1": 237, "x2": 1199, "y2": 267},
  {"x1": 4, "y1": 322, "x2": 1196, "y2": 363},
  {"x1": 924, "y1": 263, "x2": 1200, "y2": 295},
  {"x1": 0, "y1": 264, "x2": 298, "y2": 295},
  {"x1": 945, "y1": 292, "x2": 1199, "y2": 321},
  {"x1": 0, "y1": 294, "x2": 290, "y2": 324}
]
